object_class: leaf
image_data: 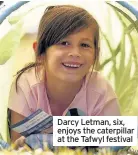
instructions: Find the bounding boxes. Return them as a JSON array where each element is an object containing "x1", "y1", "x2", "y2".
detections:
[
  {"x1": 125, "y1": 19, "x2": 138, "y2": 34},
  {"x1": 0, "y1": 21, "x2": 24, "y2": 65},
  {"x1": 117, "y1": 52, "x2": 132, "y2": 96},
  {"x1": 107, "y1": 3, "x2": 138, "y2": 33}
]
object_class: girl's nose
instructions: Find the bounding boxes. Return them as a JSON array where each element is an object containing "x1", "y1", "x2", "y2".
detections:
[{"x1": 68, "y1": 48, "x2": 81, "y2": 58}]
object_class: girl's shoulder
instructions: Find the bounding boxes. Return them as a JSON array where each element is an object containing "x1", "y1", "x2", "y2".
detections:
[
  {"x1": 15, "y1": 67, "x2": 44, "y2": 90},
  {"x1": 84, "y1": 71, "x2": 120, "y2": 116},
  {"x1": 85, "y1": 71, "x2": 117, "y2": 101}
]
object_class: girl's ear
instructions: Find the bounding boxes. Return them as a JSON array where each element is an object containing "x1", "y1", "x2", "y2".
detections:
[{"x1": 33, "y1": 41, "x2": 37, "y2": 52}]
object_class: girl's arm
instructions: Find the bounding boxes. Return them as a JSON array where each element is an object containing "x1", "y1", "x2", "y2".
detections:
[
  {"x1": 8, "y1": 81, "x2": 32, "y2": 142},
  {"x1": 10, "y1": 110, "x2": 26, "y2": 142}
]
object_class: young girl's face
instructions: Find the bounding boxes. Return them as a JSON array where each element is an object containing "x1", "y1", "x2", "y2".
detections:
[{"x1": 44, "y1": 26, "x2": 96, "y2": 83}]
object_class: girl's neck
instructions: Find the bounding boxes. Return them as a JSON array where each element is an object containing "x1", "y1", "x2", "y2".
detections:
[{"x1": 45, "y1": 75, "x2": 83, "y2": 106}]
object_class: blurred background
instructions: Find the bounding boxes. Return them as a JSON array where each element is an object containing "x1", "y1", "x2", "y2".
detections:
[{"x1": 0, "y1": 0, "x2": 138, "y2": 141}]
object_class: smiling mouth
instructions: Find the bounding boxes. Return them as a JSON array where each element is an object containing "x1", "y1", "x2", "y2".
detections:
[{"x1": 62, "y1": 63, "x2": 82, "y2": 69}]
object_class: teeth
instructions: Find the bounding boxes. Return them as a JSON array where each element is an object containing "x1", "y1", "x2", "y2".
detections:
[{"x1": 63, "y1": 63, "x2": 81, "y2": 68}]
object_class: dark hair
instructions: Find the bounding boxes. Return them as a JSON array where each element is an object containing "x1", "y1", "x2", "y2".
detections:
[{"x1": 15, "y1": 5, "x2": 100, "y2": 91}]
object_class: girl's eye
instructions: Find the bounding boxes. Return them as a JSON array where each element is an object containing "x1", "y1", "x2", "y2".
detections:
[
  {"x1": 60, "y1": 41, "x2": 70, "y2": 46},
  {"x1": 81, "y1": 43, "x2": 90, "y2": 48}
]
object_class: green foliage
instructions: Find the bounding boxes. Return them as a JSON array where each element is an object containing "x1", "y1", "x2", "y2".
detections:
[
  {"x1": 100, "y1": 3, "x2": 138, "y2": 115},
  {"x1": 0, "y1": 21, "x2": 24, "y2": 65}
]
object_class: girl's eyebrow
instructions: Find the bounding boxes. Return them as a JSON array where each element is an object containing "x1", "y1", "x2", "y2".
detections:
[
  {"x1": 62, "y1": 37, "x2": 93, "y2": 43},
  {"x1": 81, "y1": 38, "x2": 94, "y2": 44}
]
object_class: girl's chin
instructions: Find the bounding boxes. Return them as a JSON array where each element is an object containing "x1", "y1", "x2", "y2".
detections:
[{"x1": 59, "y1": 75, "x2": 84, "y2": 83}]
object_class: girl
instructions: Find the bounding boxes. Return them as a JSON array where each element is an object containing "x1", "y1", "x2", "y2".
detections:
[{"x1": 8, "y1": 5, "x2": 120, "y2": 144}]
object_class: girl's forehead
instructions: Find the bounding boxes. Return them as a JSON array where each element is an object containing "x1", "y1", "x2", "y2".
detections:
[{"x1": 64, "y1": 27, "x2": 95, "y2": 40}]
